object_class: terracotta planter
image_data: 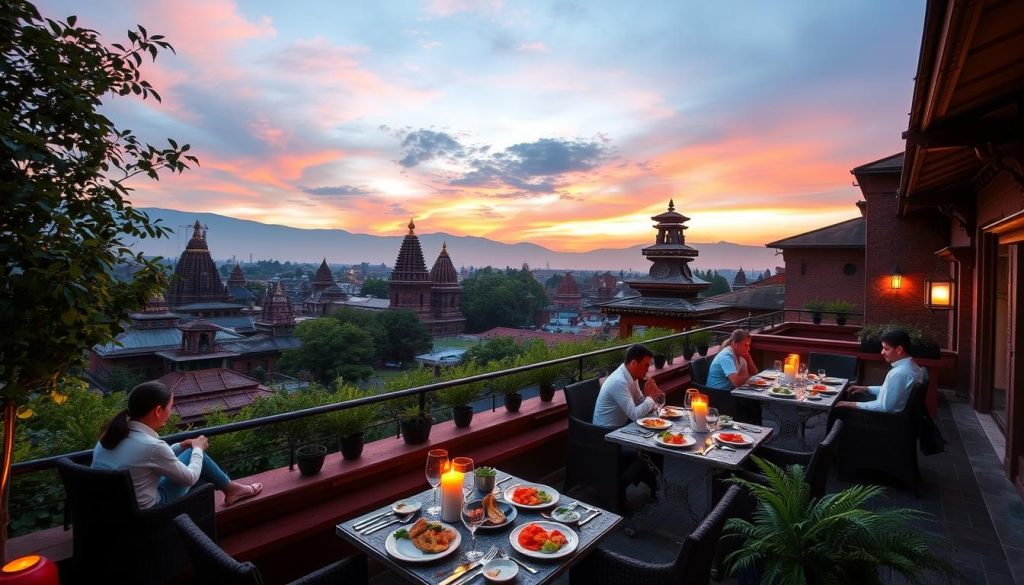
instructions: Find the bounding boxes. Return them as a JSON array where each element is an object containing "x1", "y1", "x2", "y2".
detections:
[
  {"x1": 296, "y1": 444, "x2": 327, "y2": 477},
  {"x1": 504, "y1": 392, "x2": 523, "y2": 413},
  {"x1": 400, "y1": 417, "x2": 433, "y2": 445},
  {"x1": 452, "y1": 405, "x2": 474, "y2": 428},
  {"x1": 538, "y1": 383, "x2": 556, "y2": 403},
  {"x1": 339, "y1": 433, "x2": 364, "y2": 460}
]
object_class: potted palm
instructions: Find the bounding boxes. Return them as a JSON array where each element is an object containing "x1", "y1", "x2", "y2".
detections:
[
  {"x1": 804, "y1": 299, "x2": 827, "y2": 324},
  {"x1": 825, "y1": 299, "x2": 857, "y2": 326},
  {"x1": 326, "y1": 383, "x2": 379, "y2": 460},
  {"x1": 725, "y1": 457, "x2": 956, "y2": 584}
]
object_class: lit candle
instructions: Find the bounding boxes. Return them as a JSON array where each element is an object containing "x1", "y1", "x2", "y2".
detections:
[
  {"x1": 784, "y1": 353, "x2": 799, "y2": 385},
  {"x1": 440, "y1": 466, "x2": 464, "y2": 522},
  {"x1": 692, "y1": 396, "x2": 708, "y2": 432}
]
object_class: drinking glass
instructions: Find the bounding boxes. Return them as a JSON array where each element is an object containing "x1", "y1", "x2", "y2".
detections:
[
  {"x1": 453, "y1": 457, "x2": 475, "y2": 499},
  {"x1": 461, "y1": 500, "x2": 487, "y2": 561},
  {"x1": 707, "y1": 408, "x2": 720, "y2": 432},
  {"x1": 653, "y1": 391, "x2": 667, "y2": 414},
  {"x1": 817, "y1": 368, "x2": 827, "y2": 382},
  {"x1": 773, "y1": 359, "x2": 782, "y2": 375},
  {"x1": 798, "y1": 363, "x2": 808, "y2": 381},
  {"x1": 425, "y1": 449, "x2": 448, "y2": 518},
  {"x1": 684, "y1": 388, "x2": 699, "y2": 411}
]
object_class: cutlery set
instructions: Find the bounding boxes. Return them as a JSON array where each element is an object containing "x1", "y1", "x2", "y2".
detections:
[
  {"x1": 621, "y1": 428, "x2": 656, "y2": 438},
  {"x1": 355, "y1": 510, "x2": 416, "y2": 535},
  {"x1": 439, "y1": 546, "x2": 498, "y2": 585}
]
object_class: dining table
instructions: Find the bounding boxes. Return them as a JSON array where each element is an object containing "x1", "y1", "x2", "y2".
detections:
[
  {"x1": 604, "y1": 413, "x2": 774, "y2": 521},
  {"x1": 336, "y1": 471, "x2": 622, "y2": 585},
  {"x1": 731, "y1": 370, "x2": 850, "y2": 447}
]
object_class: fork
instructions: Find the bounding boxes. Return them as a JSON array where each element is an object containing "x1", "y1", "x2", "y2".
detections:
[
  {"x1": 450, "y1": 546, "x2": 499, "y2": 585},
  {"x1": 498, "y1": 549, "x2": 538, "y2": 575}
]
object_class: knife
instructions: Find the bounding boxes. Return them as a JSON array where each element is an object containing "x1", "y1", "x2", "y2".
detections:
[
  {"x1": 360, "y1": 516, "x2": 404, "y2": 535},
  {"x1": 450, "y1": 566, "x2": 485, "y2": 585},
  {"x1": 353, "y1": 510, "x2": 392, "y2": 530},
  {"x1": 578, "y1": 510, "x2": 602, "y2": 526},
  {"x1": 438, "y1": 561, "x2": 477, "y2": 585}
]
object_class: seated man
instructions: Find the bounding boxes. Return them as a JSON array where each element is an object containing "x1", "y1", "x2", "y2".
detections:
[
  {"x1": 706, "y1": 329, "x2": 757, "y2": 390},
  {"x1": 837, "y1": 329, "x2": 922, "y2": 412},
  {"x1": 593, "y1": 344, "x2": 662, "y2": 427}
]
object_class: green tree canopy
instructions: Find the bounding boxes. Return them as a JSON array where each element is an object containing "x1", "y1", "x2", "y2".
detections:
[
  {"x1": 373, "y1": 310, "x2": 433, "y2": 364},
  {"x1": 461, "y1": 267, "x2": 548, "y2": 332},
  {"x1": 463, "y1": 336, "x2": 525, "y2": 366},
  {"x1": 360, "y1": 278, "x2": 388, "y2": 299},
  {"x1": 279, "y1": 318, "x2": 375, "y2": 384}
]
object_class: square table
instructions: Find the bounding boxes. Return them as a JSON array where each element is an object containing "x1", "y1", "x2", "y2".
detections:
[
  {"x1": 336, "y1": 472, "x2": 622, "y2": 585},
  {"x1": 605, "y1": 418, "x2": 773, "y2": 520},
  {"x1": 732, "y1": 370, "x2": 849, "y2": 446}
]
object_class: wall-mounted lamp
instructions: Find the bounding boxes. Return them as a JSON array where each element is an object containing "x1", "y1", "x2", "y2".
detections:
[
  {"x1": 890, "y1": 265, "x2": 903, "y2": 290},
  {"x1": 925, "y1": 277, "x2": 954, "y2": 310}
]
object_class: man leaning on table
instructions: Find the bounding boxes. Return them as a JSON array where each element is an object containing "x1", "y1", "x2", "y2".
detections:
[
  {"x1": 592, "y1": 344, "x2": 662, "y2": 426},
  {"x1": 837, "y1": 329, "x2": 923, "y2": 412}
]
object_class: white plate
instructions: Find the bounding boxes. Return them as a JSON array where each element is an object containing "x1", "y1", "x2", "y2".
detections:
[
  {"x1": 509, "y1": 521, "x2": 579, "y2": 559},
  {"x1": 504, "y1": 484, "x2": 559, "y2": 509},
  {"x1": 653, "y1": 432, "x2": 696, "y2": 448},
  {"x1": 823, "y1": 377, "x2": 844, "y2": 385},
  {"x1": 392, "y1": 500, "x2": 422, "y2": 515},
  {"x1": 750, "y1": 379, "x2": 773, "y2": 389},
  {"x1": 384, "y1": 521, "x2": 461, "y2": 563},
  {"x1": 483, "y1": 559, "x2": 519, "y2": 582},
  {"x1": 768, "y1": 390, "x2": 797, "y2": 399},
  {"x1": 758, "y1": 372, "x2": 778, "y2": 380},
  {"x1": 659, "y1": 407, "x2": 685, "y2": 419},
  {"x1": 713, "y1": 431, "x2": 754, "y2": 447},
  {"x1": 637, "y1": 417, "x2": 672, "y2": 430}
]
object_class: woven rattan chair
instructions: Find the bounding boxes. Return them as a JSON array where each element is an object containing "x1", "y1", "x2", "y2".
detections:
[
  {"x1": 563, "y1": 378, "x2": 628, "y2": 512},
  {"x1": 56, "y1": 456, "x2": 216, "y2": 585},
  {"x1": 570, "y1": 485, "x2": 742, "y2": 585},
  {"x1": 173, "y1": 514, "x2": 368, "y2": 585},
  {"x1": 831, "y1": 380, "x2": 928, "y2": 493}
]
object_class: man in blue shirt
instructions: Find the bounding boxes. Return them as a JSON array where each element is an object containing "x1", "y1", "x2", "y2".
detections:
[
  {"x1": 706, "y1": 329, "x2": 757, "y2": 390},
  {"x1": 837, "y1": 329, "x2": 923, "y2": 412}
]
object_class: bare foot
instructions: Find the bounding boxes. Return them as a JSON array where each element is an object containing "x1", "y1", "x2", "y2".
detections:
[{"x1": 224, "y1": 482, "x2": 263, "y2": 506}]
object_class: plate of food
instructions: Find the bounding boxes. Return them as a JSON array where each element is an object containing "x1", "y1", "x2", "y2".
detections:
[
  {"x1": 659, "y1": 406, "x2": 685, "y2": 419},
  {"x1": 822, "y1": 377, "x2": 844, "y2": 385},
  {"x1": 751, "y1": 378, "x2": 772, "y2": 388},
  {"x1": 385, "y1": 518, "x2": 461, "y2": 562},
  {"x1": 545, "y1": 505, "x2": 582, "y2": 524},
  {"x1": 505, "y1": 484, "x2": 559, "y2": 509},
  {"x1": 654, "y1": 430, "x2": 696, "y2": 448},
  {"x1": 391, "y1": 500, "x2": 422, "y2": 515},
  {"x1": 807, "y1": 373, "x2": 819, "y2": 381},
  {"x1": 476, "y1": 493, "x2": 517, "y2": 529},
  {"x1": 713, "y1": 431, "x2": 754, "y2": 446},
  {"x1": 510, "y1": 521, "x2": 579, "y2": 559},
  {"x1": 637, "y1": 417, "x2": 672, "y2": 430},
  {"x1": 769, "y1": 388, "x2": 796, "y2": 398},
  {"x1": 810, "y1": 384, "x2": 828, "y2": 393}
]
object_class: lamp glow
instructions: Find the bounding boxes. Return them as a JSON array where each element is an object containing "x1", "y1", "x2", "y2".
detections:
[
  {"x1": 890, "y1": 265, "x2": 903, "y2": 289},
  {"x1": 925, "y1": 278, "x2": 954, "y2": 310},
  {"x1": 0, "y1": 555, "x2": 59, "y2": 585}
]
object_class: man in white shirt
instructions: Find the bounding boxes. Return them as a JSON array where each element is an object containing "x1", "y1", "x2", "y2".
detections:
[
  {"x1": 593, "y1": 344, "x2": 662, "y2": 427},
  {"x1": 837, "y1": 330, "x2": 923, "y2": 412}
]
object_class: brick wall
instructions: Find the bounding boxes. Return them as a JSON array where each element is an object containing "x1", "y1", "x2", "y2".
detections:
[{"x1": 782, "y1": 248, "x2": 864, "y2": 312}]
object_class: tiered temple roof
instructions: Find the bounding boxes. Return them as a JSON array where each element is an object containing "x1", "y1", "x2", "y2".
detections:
[
  {"x1": 311, "y1": 259, "x2": 335, "y2": 293},
  {"x1": 256, "y1": 282, "x2": 296, "y2": 334},
  {"x1": 429, "y1": 243, "x2": 459, "y2": 285},
  {"x1": 391, "y1": 221, "x2": 430, "y2": 282},
  {"x1": 167, "y1": 221, "x2": 230, "y2": 308}
]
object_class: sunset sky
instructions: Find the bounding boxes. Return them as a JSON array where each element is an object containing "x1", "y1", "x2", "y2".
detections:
[{"x1": 42, "y1": 0, "x2": 925, "y2": 252}]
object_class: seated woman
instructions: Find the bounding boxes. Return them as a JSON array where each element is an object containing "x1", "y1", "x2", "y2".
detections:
[
  {"x1": 704, "y1": 329, "x2": 761, "y2": 423},
  {"x1": 92, "y1": 381, "x2": 262, "y2": 509}
]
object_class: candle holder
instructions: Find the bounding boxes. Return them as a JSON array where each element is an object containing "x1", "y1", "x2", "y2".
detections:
[{"x1": 691, "y1": 397, "x2": 709, "y2": 432}]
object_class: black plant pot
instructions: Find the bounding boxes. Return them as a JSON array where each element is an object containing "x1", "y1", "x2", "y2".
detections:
[
  {"x1": 811, "y1": 312, "x2": 823, "y2": 325},
  {"x1": 504, "y1": 392, "x2": 523, "y2": 413},
  {"x1": 911, "y1": 344, "x2": 941, "y2": 359},
  {"x1": 452, "y1": 405, "x2": 474, "y2": 428},
  {"x1": 296, "y1": 444, "x2": 327, "y2": 477},
  {"x1": 653, "y1": 354, "x2": 667, "y2": 369},
  {"x1": 538, "y1": 383, "x2": 556, "y2": 403},
  {"x1": 835, "y1": 316, "x2": 848, "y2": 326},
  {"x1": 860, "y1": 340, "x2": 882, "y2": 354},
  {"x1": 339, "y1": 433, "x2": 364, "y2": 460},
  {"x1": 400, "y1": 417, "x2": 433, "y2": 445},
  {"x1": 682, "y1": 347, "x2": 696, "y2": 361},
  {"x1": 696, "y1": 345, "x2": 709, "y2": 357}
]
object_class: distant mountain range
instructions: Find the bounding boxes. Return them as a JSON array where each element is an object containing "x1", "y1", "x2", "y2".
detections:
[{"x1": 135, "y1": 208, "x2": 781, "y2": 272}]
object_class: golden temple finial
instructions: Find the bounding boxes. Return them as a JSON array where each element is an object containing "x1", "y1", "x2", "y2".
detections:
[{"x1": 408, "y1": 219, "x2": 416, "y2": 235}]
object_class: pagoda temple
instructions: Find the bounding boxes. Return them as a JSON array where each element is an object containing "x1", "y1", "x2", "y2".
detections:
[
  {"x1": 552, "y1": 272, "x2": 582, "y2": 311},
  {"x1": 428, "y1": 243, "x2": 466, "y2": 336},
  {"x1": 600, "y1": 200, "x2": 727, "y2": 336},
  {"x1": 389, "y1": 220, "x2": 465, "y2": 336},
  {"x1": 167, "y1": 221, "x2": 232, "y2": 308},
  {"x1": 225, "y1": 262, "x2": 253, "y2": 304},
  {"x1": 255, "y1": 282, "x2": 297, "y2": 336}
]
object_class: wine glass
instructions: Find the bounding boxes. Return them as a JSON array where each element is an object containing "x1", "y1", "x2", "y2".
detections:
[
  {"x1": 773, "y1": 359, "x2": 782, "y2": 375},
  {"x1": 452, "y1": 457, "x2": 475, "y2": 499},
  {"x1": 653, "y1": 391, "x2": 667, "y2": 415},
  {"x1": 707, "y1": 408, "x2": 720, "y2": 432},
  {"x1": 684, "y1": 388, "x2": 699, "y2": 411},
  {"x1": 798, "y1": 363, "x2": 808, "y2": 382},
  {"x1": 817, "y1": 368, "x2": 827, "y2": 382},
  {"x1": 425, "y1": 449, "x2": 448, "y2": 518},
  {"x1": 461, "y1": 500, "x2": 487, "y2": 561}
]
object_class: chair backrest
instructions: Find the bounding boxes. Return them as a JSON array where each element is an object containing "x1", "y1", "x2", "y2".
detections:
[
  {"x1": 689, "y1": 357, "x2": 710, "y2": 385},
  {"x1": 174, "y1": 514, "x2": 263, "y2": 585},
  {"x1": 805, "y1": 419, "x2": 843, "y2": 499},
  {"x1": 675, "y1": 485, "x2": 741, "y2": 585},
  {"x1": 807, "y1": 352, "x2": 859, "y2": 382},
  {"x1": 564, "y1": 378, "x2": 602, "y2": 423}
]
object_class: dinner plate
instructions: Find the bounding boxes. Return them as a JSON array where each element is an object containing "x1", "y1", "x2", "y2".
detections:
[
  {"x1": 751, "y1": 379, "x2": 772, "y2": 388},
  {"x1": 510, "y1": 521, "x2": 579, "y2": 559},
  {"x1": 713, "y1": 431, "x2": 754, "y2": 446},
  {"x1": 653, "y1": 432, "x2": 696, "y2": 448},
  {"x1": 810, "y1": 384, "x2": 828, "y2": 392},
  {"x1": 505, "y1": 484, "x2": 560, "y2": 509},
  {"x1": 384, "y1": 521, "x2": 461, "y2": 562},
  {"x1": 823, "y1": 377, "x2": 844, "y2": 385},
  {"x1": 758, "y1": 372, "x2": 778, "y2": 380},
  {"x1": 659, "y1": 407, "x2": 685, "y2": 419},
  {"x1": 637, "y1": 417, "x2": 672, "y2": 430},
  {"x1": 815, "y1": 387, "x2": 840, "y2": 395},
  {"x1": 478, "y1": 500, "x2": 518, "y2": 530},
  {"x1": 768, "y1": 390, "x2": 797, "y2": 399}
]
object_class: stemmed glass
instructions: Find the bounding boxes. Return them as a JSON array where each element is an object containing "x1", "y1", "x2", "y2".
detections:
[
  {"x1": 453, "y1": 457, "x2": 475, "y2": 500},
  {"x1": 707, "y1": 407, "x2": 720, "y2": 432},
  {"x1": 773, "y1": 359, "x2": 782, "y2": 376},
  {"x1": 684, "y1": 388, "x2": 699, "y2": 411},
  {"x1": 461, "y1": 500, "x2": 486, "y2": 562},
  {"x1": 817, "y1": 368, "x2": 827, "y2": 382},
  {"x1": 798, "y1": 363, "x2": 809, "y2": 384},
  {"x1": 653, "y1": 391, "x2": 667, "y2": 416},
  {"x1": 425, "y1": 449, "x2": 448, "y2": 518}
]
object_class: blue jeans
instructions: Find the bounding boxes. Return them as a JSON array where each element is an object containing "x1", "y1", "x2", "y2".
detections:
[{"x1": 158, "y1": 448, "x2": 230, "y2": 504}]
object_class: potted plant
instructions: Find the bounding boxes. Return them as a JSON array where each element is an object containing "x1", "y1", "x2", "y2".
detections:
[
  {"x1": 398, "y1": 403, "x2": 434, "y2": 445},
  {"x1": 269, "y1": 385, "x2": 330, "y2": 476},
  {"x1": 804, "y1": 299, "x2": 827, "y2": 324},
  {"x1": 490, "y1": 358, "x2": 525, "y2": 413},
  {"x1": 653, "y1": 353, "x2": 667, "y2": 369},
  {"x1": 858, "y1": 321, "x2": 941, "y2": 358},
  {"x1": 690, "y1": 330, "x2": 713, "y2": 357},
  {"x1": 326, "y1": 383, "x2": 379, "y2": 460},
  {"x1": 825, "y1": 299, "x2": 857, "y2": 326},
  {"x1": 725, "y1": 457, "x2": 956, "y2": 584},
  {"x1": 438, "y1": 382, "x2": 481, "y2": 428},
  {"x1": 380, "y1": 369, "x2": 436, "y2": 445},
  {"x1": 682, "y1": 334, "x2": 697, "y2": 361}
]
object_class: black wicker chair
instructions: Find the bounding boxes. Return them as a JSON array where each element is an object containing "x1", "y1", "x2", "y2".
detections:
[
  {"x1": 56, "y1": 456, "x2": 216, "y2": 585},
  {"x1": 830, "y1": 380, "x2": 928, "y2": 493},
  {"x1": 570, "y1": 485, "x2": 743, "y2": 585},
  {"x1": 563, "y1": 378, "x2": 628, "y2": 512},
  {"x1": 808, "y1": 352, "x2": 859, "y2": 382},
  {"x1": 173, "y1": 514, "x2": 368, "y2": 585}
]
